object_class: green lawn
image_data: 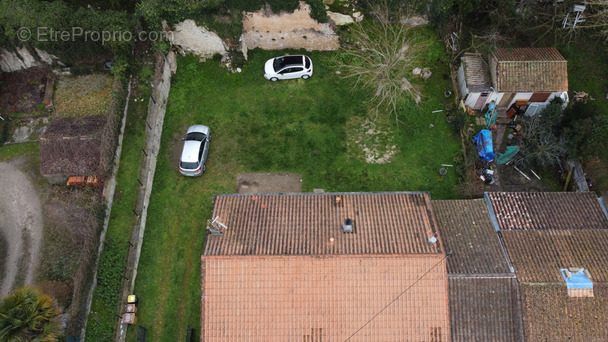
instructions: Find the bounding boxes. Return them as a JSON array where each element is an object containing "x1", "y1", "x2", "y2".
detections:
[{"x1": 127, "y1": 27, "x2": 462, "y2": 341}]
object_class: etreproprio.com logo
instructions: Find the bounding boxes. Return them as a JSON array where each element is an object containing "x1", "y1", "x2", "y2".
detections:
[{"x1": 16, "y1": 27, "x2": 171, "y2": 45}]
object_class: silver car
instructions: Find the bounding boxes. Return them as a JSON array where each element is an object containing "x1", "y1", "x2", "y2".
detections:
[{"x1": 179, "y1": 125, "x2": 211, "y2": 176}]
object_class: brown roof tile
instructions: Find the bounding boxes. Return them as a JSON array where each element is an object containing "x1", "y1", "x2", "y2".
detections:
[
  {"x1": 462, "y1": 55, "x2": 491, "y2": 92},
  {"x1": 520, "y1": 284, "x2": 608, "y2": 342},
  {"x1": 201, "y1": 255, "x2": 449, "y2": 342},
  {"x1": 486, "y1": 192, "x2": 608, "y2": 230},
  {"x1": 448, "y1": 277, "x2": 520, "y2": 342},
  {"x1": 433, "y1": 199, "x2": 511, "y2": 275},
  {"x1": 205, "y1": 192, "x2": 442, "y2": 256},
  {"x1": 501, "y1": 230, "x2": 608, "y2": 283},
  {"x1": 491, "y1": 48, "x2": 568, "y2": 92}
]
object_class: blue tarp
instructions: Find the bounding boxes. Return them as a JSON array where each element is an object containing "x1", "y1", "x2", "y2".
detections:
[
  {"x1": 474, "y1": 129, "x2": 495, "y2": 161},
  {"x1": 561, "y1": 269, "x2": 593, "y2": 289}
]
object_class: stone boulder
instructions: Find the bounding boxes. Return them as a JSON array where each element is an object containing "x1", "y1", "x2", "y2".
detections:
[
  {"x1": 400, "y1": 15, "x2": 429, "y2": 27},
  {"x1": 167, "y1": 19, "x2": 228, "y2": 58},
  {"x1": 328, "y1": 11, "x2": 354, "y2": 26},
  {"x1": 0, "y1": 47, "x2": 58, "y2": 72}
]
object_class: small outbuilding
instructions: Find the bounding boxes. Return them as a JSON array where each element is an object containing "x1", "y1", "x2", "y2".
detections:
[
  {"x1": 458, "y1": 48, "x2": 569, "y2": 114},
  {"x1": 40, "y1": 116, "x2": 105, "y2": 184}
]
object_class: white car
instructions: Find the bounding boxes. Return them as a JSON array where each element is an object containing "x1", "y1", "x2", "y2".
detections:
[
  {"x1": 179, "y1": 125, "x2": 211, "y2": 177},
  {"x1": 264, "y1": 55, "x2": 313, "y2": 81}
]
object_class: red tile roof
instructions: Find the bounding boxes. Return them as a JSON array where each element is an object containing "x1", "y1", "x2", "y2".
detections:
[
  {"x1": 501, "y1": 230, "x2": 608, "y2": 283},
  {"x1": 205, "y1": 192, "x2": 442, "y2": 256},
  {"x1": 448, "y1": 277, "x2": 520, "y2": 342},
  {"x1": 201, "y1": 255, "x2": 449, "y2": 341},
  {"x1": 432, "y1": 199, "x2": 511, "y2": 275},
  {"x1": 486, "y1": 192, "x2": 608, "y2": 230},
  {"x1": 491, "y1": 48, "x2": 568, "y2": 92}
]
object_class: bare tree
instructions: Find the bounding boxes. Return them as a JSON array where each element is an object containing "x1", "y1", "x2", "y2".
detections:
[
  {"x1": 513, "y1": 113, "x2": 566, "y2": 169},
  {"x1": 339, "y1": 2, "x2": 424, "y2": 121}
]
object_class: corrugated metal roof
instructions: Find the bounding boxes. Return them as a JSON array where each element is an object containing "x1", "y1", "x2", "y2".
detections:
[
  {"x1": 486, "y1": 192, "x2": 608, "y2": 230},
  {"x1": 491, "y1": 48, "x2": 568, "y2": 92},
  {"x1": 462, "y1": 55, "x2": 491, "y2": 92},
  {"x1": 432, "y1": 199, "x2": 511, "y2": 275},
  {"x1": 501, "y1": 230, "x2": 608, "y2": 283},
  {"x1": 448, "y1": 277, "x2": 520, "y2": 342},
  {"x1": 519, "y1": 284, "x2": 608, "y2": 341},
  {"x1": 205, "y1": 192, "x2": 442, "y2": 256},
  {"x1": 201, "y1": 255, "x2": 449, "y2": 342}
]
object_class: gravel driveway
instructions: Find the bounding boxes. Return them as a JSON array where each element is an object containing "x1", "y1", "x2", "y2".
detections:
[{"x1": 0, "y1": 160, "x2": 43, "y2": 296}]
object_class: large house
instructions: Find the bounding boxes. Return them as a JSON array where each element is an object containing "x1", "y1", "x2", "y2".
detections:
[
  {"x1": 201, "y1": 192, "x2": 450, "y2": 341},
  {"x1": 200, "y1": 191, "x2": 608, "y2": 341},
  {"x1": 457, "y1": 48, "x2": 569, "y2": 115}
]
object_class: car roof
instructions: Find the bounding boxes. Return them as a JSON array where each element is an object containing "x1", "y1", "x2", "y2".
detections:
[
  {"x1": 277, "y1": 55, "x2": 305, "y2": 66},
  {"x1": 187, "y1": 124, "x2": 210, "y2": 135},
  {"x1": 181, "y1": 140, "x2": 202, "y2": 163}
]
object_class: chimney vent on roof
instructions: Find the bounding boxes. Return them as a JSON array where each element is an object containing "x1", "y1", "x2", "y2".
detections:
[
  {"x1": 335, "y1": 196, "x2": 342, "y2": 206},
  {"x1": 428, "y1": 236, "x2": 438, "y2": 244},
  {"x1": 342, "y1": 218, "x2": 353, "y2": 233}
]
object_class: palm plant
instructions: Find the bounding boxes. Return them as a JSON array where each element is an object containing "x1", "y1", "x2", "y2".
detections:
[{"x1": 0, "y1": 287, "x2": 62, "y2": 341}]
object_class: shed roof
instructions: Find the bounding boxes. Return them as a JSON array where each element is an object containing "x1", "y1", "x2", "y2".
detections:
[
  {"x1": 39, "y1": 116, "x2": 105, "y2": 175},
  {"x1": 491, "y1": 48, "x2": 568, "y2": 92},
  {"x1": 501, "y1": 230, "x2": 608, "y2": 283},
  {"x1": 201, "y1": 255, "x2": 449, "y2": 342},
  {"x1": 205, "y1": 192, "x2": 443, "y2": 256},
  {"x1": 432, "y1": 199, "x2": 511, "y2": 275},
  {"x1": 448, "y1": 277, "x2": 520, "y2": 342},
  {"x1": 519, "y1": 284, "x2": 608, "y2": 341},
  {"x1": 486, "y1": 192, "x2": 608, "y2": 230},
  {"x1": 461, "y1": 55, "x2": 491, "y2": 92}
]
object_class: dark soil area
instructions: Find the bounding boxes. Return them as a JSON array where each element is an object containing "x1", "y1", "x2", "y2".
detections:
[{"x1": 0, "y1": 66, "x2": 51, "y2": 114}]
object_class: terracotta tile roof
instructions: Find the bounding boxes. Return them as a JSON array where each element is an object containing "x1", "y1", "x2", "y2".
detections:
[
  {"x1": 461, "y1": 55, "x2": 491, "y2": 92},
  {"x1": 501, "y1": 230, "x2": 608, "y2": 283},
  {"x1": 201, "y1": 255, "x2": 449, "y2": 342},
  {"x1": 432, "y1": 199, "x2": 511, "y2": 275},
  {"x1": 519, "y1": 284, "x2": 608, "y2": 342},
  {"x1": 205, "y1": 192, "x2": 442, "y2": 256},
  {"x1": 491, "y1": 48, "x2": 568, "y2": 92},
  {"x1": 486, "y1": 192, "x2": 608, "y2": 230},
  {"x1": 448, "y1": 277, "x2": 520, "y2": 342}
]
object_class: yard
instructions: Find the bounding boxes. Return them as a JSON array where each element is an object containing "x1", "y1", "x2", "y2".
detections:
[{"x1": 126, "y1": 26, "x2": 463, "y2": 341}]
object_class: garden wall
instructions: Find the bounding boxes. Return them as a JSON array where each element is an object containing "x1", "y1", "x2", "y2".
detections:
[
  {"x1": 112, "y1": 51, "x2": 176, "y2": 342},
  {"x1": 241, "y1": 2, "x2": 339, "y2": 53}
]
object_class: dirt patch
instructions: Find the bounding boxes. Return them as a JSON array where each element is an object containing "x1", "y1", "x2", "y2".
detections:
[
  {"x1": 0, "y1": 65, "x2": 51, "y2": 114},
  {"x1": 346, "y1": 116, "x2": 398, "y2": 164},
  {"x1": 0, "y1": 159, "x2": 44, "y2": 297},
  {"x1": 54, "y1": 74, "x2": 113, "y2": 118},
  {"x1": 236, "y1": 173, "x2": 302, "y2": 193}
]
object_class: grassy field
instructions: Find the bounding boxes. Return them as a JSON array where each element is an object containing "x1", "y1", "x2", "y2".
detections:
[{"x1": 126, "y1": 27, "x2": 462, "y2": 341}]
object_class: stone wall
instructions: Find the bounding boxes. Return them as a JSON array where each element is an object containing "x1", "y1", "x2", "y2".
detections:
[{"x1": 241, "y1": 2, "x2": 339, "y2": 53}]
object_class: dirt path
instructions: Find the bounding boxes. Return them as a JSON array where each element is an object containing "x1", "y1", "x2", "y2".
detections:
[{"x1": 0, "y1": 160, "x2": 43, "y2": 296}]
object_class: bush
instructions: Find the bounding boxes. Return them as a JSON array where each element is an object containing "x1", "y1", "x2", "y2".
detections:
[
  {"x1": 308, "y1": 0, "x2": 328, "y2": 23},
  {"x1": 561, "y1": 101, "x2": 608, "y2": 161}
]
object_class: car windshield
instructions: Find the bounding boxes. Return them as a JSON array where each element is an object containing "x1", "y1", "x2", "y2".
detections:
[
  {"x1": 180, "y1": 161, "x2": 199, "y2": 170},
  {"x1": 185, "y1": 132, "x2": 205, "y2": 141},
  {"x1": 305, "y1": 56, "x2": 310, "y2": 69},
  {"x1": 273, "y1": 56, "x2": 302, "y2": 72}
]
